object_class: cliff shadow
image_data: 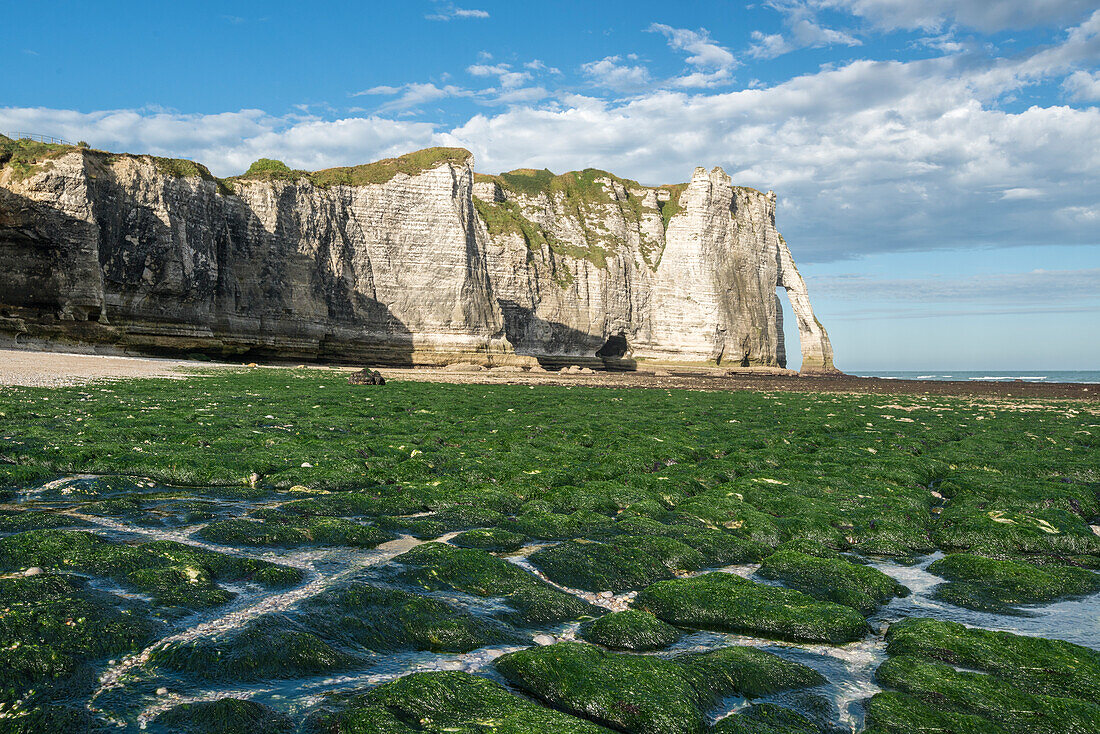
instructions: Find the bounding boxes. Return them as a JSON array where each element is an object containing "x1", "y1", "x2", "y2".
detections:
[{"x1": 498, "y1": 299, "x2": 637, "y2": 371}]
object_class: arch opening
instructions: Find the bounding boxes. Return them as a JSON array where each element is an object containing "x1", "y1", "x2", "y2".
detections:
[
  {"x1": 776, "y1": 287, "x2": 801, "y2": 371},
  {"x1": 595, "y1": 333, "x2": 630, "y2": 358}
]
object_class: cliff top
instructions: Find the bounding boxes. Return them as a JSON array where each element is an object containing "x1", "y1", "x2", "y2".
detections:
[{"x1": 229, "y1": 147, "x2": 473, "y2": 187}]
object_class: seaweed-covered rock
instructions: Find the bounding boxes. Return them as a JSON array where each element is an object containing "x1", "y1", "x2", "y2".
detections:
[
  {"x1": 527, "y1": 539, "x2": 677, "y2": 592},
  {"x1": 198, "y1": 516, "x2": 392, "y2": 548},
  {"x1": 150, "y1": 698, "x2": 291, "y2": 734},
  {"x1": 674, "y1": 491, "x2": 782, "y2": 548},
  {"x1": 934, "y1": 503, "x2": 1100, "y2": 558},
  {"x1": 864, "y1": 690, "x2": 1007, "y2": 734},
  {"x1": 636, "y1": 572, "x2": 868, "y2": 643},
  {"x1": 0, "y1": 530, "x2": 301, "y2": 611},
  {"x1": 884, "y1": 618, "x2": 1100, "y2": 701},
  {"x1": 150, "y1": 615, "x2": 357, "y2": 681},
  {"x1": 377, "y1": 505, "x2": 505, "y2": 539},
  {"x1": 875, "y1": 654, "x2": 1100, "y2": 734},
  {"x1": 611, "y1": 516, "x2": 768, "y2": 564},
  {"x1": 296, "y1": 582, "x2": 520, "y2": 653},
  {"x1": 711, "y1": 703, "x2": 825, "y2": 734},
  {"x1": 0, "y1": 510, "x2": 90, "y2": 532},
  {"x1": 756, "y1": 549, "x2": 909, "y2": 615},
  {"x1": 494, "y1": 642, "x2": 822, "y2": 734},
  {"x1": 508, "y1": 510, "x2": 615, "y2": 540},
  {"x1": 579, "y1": 610, "x2": 681, "y2": 651},
  {"x1": 450, "y1": 527, "x2": 527, "y2": 552},
  {"x1": 927, "y1": 553, "x2": 1100, "y2": 613},
  {"x1": 392, "y1": 542, "x2": 596, "y2": 625},
  {"x1": 314, "y1": 670, "x2": 614, "y2": 733},
  {"x1": 0, "y1": 573, "x2": 154, "y2": 727}
]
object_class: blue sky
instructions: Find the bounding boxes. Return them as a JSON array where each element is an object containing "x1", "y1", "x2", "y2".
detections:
[{"x1": 3, "y1": 1, "x2": 1098, "y2": 370}]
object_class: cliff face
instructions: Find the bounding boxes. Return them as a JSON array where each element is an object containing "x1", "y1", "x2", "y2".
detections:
[{"x1": 0, "y1": 141, "x2": 835, "y2": 371}]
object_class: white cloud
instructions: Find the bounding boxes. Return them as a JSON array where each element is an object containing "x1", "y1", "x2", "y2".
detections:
[
  {"x1": 1063, "y1": 69, "x2": 1100, "y2": 101},
  {"x1": 649, "y1": 24, "x2": 738, "y2": 87},
  {"x1": 750, "y1": 1, "x2": 862, "y2": 58},
  {"x1": 425, "y1": 3, "x2": 489, "y2": 21},
  {"x1": 467, "y1": 63, "x2": 531, "y2": 89},
  {"x1": 819, "y1": 0, "x2": 1095, "y2": 33},
  {"x1": 580, "y1": 56, "x2": 652, "y2": 91},
  {"x1": 352, "y1": 83, "x2": 470, "y2": 112},
  {"x1": 813, "y1": 268, "x2": 1100, "y2": 303}
]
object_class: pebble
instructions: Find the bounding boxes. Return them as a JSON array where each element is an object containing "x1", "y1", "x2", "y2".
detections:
[
  {"x1": 301, "y1": 462, "x2": 313, "y2": 468},
  {"x1": 532, "y1": 634, "x2": 556, "y2": 646},
  {"x1": 155, "y1": 687, "x2": 168, "y2": 696},
  {"x1": 599, "y1": 590, "x2": 614, "y2": 598},
  {"x1": 23, "y1": 567, "x2": 43, "y2": 577}
]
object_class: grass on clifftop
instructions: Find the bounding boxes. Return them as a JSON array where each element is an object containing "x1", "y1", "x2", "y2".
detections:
[{"x1": 0, "y1": 134, "x2": 77, "y2": 181}]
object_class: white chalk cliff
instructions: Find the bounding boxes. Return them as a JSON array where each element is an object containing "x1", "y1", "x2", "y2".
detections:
[{"x1": 0, "y1": 142, "x2": 835, "y2": 372}]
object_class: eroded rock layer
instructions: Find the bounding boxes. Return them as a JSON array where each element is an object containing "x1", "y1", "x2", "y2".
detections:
[{"x1": 0, "y1": 142, "x2": 835, "y2": 371}]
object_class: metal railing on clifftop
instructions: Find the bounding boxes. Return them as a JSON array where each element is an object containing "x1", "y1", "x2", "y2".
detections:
[{"x1": 2, "y1": 131, "x2": 75, "y2": 146}]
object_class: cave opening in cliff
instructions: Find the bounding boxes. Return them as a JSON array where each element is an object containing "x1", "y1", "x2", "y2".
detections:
[
  {"x1": 596, "y1": 333, "x2": 629, "y2": 359},
  {"x1": 776, "y1": 287, "x2": 799, "y2": 371}
]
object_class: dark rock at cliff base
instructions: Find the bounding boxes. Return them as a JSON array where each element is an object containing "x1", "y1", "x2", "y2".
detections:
[{"x1": 347, "y1": 368, "x2": 385, "y2": 385}]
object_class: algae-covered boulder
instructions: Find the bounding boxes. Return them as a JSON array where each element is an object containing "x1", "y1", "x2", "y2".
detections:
[
  {"x1": 450, "y1": 527, "x2": 527, "y2": 552},
  {"x1": 0, "y1": 529, "x2": 302, "y2": 611},
  {"x1": 151, "y1": 615, "x2": 358, "y2": 681},
  {"x1": 756, "y1": 549, "x2": 909, "y2": 615},
  {"x1": 378, "y1": 505, "x2": 506, "y2": 539},
  {"x1": 198, "y1": 516, "x2": 392, "y2": 548},
  {"x1": 392, "y1": 542, "x2": 596, "y2": 625},
  {"x1": 579, "y1": 610, "x2": 682, "y2": 651},
  {"x1": 864, "y1": 690, "x2": 1007, "y2": 734},
  {"x1": 508, "y1": 509, "x2": 616, "y2": 540},
  {"x1": 711, "y1": 703, "x2": 826, "y2": 734},
  {"x1": 636, "y1": 572, "x2": 869, "y2": 643},
  {"x1": 296, "y1": 582, "x2": 520, "y2": 653},
  {"x1": 611, "y1": 516, "x2": 769, "y2": 564},
  {"x1": 527, "y1": 539, "x2": 678, "y2": 592},
  {"x1": 884, "y1": 618, "x2": 1100, "y2": 702},
  {"x1": 875, "y1": 654, "x2": 1100, "y2": 734},
  {"x1": 150, "y1": 697, "x2": 291, "y2": 733},
  {"x1": 314, "y1": 670, "x2": 614, "y2": 733},
  {"x1": 0, "y1": 573, "x2": 154, "y2": 722},
  {"x1": 927, "y1": 553, "x2": 1100, "y2": 613},
  {"x1": 494, "y1": 642, "x2": 823, "y2": 734}
]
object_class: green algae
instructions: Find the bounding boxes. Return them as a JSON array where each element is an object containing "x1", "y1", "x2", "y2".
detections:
[
  {"x1": 0, "y1": 510, "x2": 90, "y2": 532},
  {"x1": 507, "y1": 509, "x2": 615, "y2": 540},
  {"x1": 313, "y1": 670, "x2": 614, "y2": 733},
  {"x1": 875, "y1": 654, "x2": 1100, "y2": 734},
  {"x1": 450, "y1": 527, "x2": 527, "y2": 552},
  {"x1": 296, "y1": 581, "x2": 520, "y2": 653},
  {"x1": 927, "y1": 553, "x2": 1100, "y2": 613},
  {"x1": 150, "y1": 698, "x2": 291, "y2": 734},
  {"x1": 636, "y1": 572, "x2": 869, "y2": 643},
  {"x1": 711, "y1": 703, "x2": 829, "y2": 734},
  {"x1": 198, "y1": 516, "x2": 392, "y2": 548},
  {"x1": 579, "y1": 610, "x2": 682, "y2": 651},
  {"x1": 884, "y1": 618, "x2": 1100, "y2": 702},
  {"x1": 377, "y1": 505, "x2": 505, "y2": 539},
  {"x1": 527, "y1": 539, "x2": 677, "y2": 592},
  {"x1": 494, "y1": 642, "x2": 822, "y2": 734},
  {"x1": 863, "y1": 690, "x2": 1007, "y2": 734},
  {"x1": 0, "y1": 529, "x2": 301, "y2": 610},
  {"x1": 756, "y1": 549, "x2": 909, "y2": 615},
  {"x1": 151, "y1": 615, "x2": 357, "y2": 681},
  {"x1": 0, "y1": 573, "x2": 154, "y2": 731},
  {"x1": 392, "y1": 542, "x2": 597, "y2": 625}
]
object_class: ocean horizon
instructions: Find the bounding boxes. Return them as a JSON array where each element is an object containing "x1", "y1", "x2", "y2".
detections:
[{"x1": 850, "y1": 370, "x2": 1100, "y2": 384}]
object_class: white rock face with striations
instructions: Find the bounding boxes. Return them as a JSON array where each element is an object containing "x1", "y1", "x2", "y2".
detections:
[{"x1": 0, "y1": 141, "x2": 835, "y2": 371}]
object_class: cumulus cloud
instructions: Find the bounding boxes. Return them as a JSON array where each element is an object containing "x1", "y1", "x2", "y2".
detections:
[
  {"x1": 819, "y1": 0, "x2": 1095, "y2": 33},
  {"x1": 649, "y1": 24, "x2": 738, "y2": 87},
  {"x1": 1063, "y1": 69, "x2": 1100, "y2": 101},
  {"x1": 750, "y1": 1, "x2": 862, "y2": 59},
  {"x1": 466, "y1": 63, "x2": 531, "y2": 89},
  {"x1": 580, "y1": 56, "x2": 652, "y2": 92}
]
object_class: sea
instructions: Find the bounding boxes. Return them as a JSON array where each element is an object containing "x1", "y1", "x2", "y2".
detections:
[{"x1": 852, "y1": 370, "x2": 1100, "y2": 383}]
